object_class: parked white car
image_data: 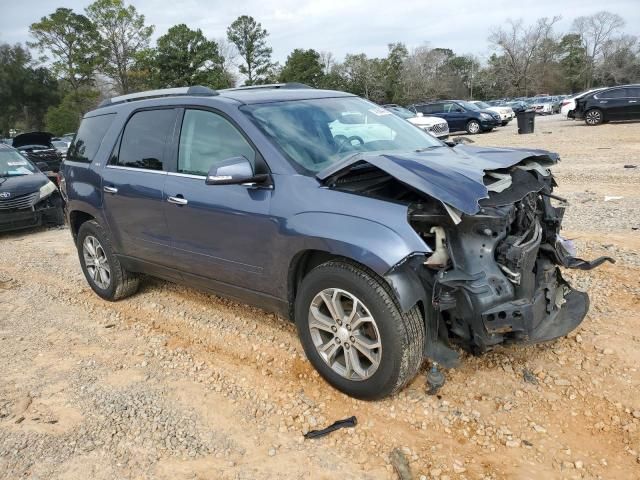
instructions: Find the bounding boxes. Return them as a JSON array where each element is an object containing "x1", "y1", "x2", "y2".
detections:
[
  {"x1": 560, "y1": 88, "x2": 605, "y2": 119},
  {"x1": 529, "y1": 96, "x2": 557, "y2": 115},
  {"x1": 383, "y1": 105, "x2": 450, "y2": 139},
  {"x1": 470, "y1": 101, "x2": 514, "y2": 126}
]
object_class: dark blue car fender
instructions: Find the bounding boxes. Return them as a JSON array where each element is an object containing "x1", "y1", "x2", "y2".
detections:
[{"x1": 286, "y1": 210, "x2": 432, "y2": 313}]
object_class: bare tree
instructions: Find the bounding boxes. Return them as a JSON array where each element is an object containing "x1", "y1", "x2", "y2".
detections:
[
  {"x1": 319, "y1": 51, "x2": 334, "y2": 75},
  {"x1": 597, "y1": 34, "x2": 640, "y2": 85},
  {"x1": 572, "y1": 11, "x2": 625, "y2": 88},
  {"x1": 216, "y1": 37, "x2": 239, "y2": 86},
  {"x1": 489, "y1": 16, "x2": 560, "y2": 96}
]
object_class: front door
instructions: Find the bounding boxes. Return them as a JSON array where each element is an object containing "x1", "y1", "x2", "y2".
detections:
[
  {"x1": 442, "y1": 102, "x2": 467, "y2": 131},
  {"x1": 102, "y1": 108, "x2": 177, "y2": 265},
  {"x1": 163, "y1": 108, "x2": 275, "y2": 293},
  {"x1": 623, "y1": 87, "x2": 640, "y2": 119}
]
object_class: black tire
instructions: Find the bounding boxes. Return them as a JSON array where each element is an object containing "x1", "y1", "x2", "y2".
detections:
[
  {"x1": 76, "y1": 220, "x2": 139, "y2": 301},
  {"x1": 585, "y1": 108, "x2": 603, "y2": 126},
  {"x1": 466, "y1": 120, "x2": 481, "y2": 135},
  {"x1": 294, "y1": 260, "x2": 425, "y2": 400}
]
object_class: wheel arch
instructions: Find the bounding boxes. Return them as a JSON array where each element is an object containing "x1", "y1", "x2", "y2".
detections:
[{"x1": 69, "y1": 210, "x2": 96, "y2": 241}]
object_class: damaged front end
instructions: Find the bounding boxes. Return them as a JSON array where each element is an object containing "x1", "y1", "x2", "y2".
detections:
[{"x1": 319, "y1": 145, "x2": 613, "y2": 366}]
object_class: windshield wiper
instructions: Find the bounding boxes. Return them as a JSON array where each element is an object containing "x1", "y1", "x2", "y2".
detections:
[{"x1": 414, "y1": 145, "x2": 444, "y2": 152}]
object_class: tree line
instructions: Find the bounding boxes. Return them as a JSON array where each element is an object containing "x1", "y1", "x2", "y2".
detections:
[{"x1": 1, "y1": 1, "x2": 638, "y2": 136}]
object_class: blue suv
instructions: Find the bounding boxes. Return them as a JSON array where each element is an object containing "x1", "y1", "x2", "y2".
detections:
[{"x1": 61, "y1": 85, "x2": 611, "y2": 399}]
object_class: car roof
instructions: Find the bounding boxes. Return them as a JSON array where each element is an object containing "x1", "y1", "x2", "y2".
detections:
[
  {"x1": 93, "y1": 85, "x2": 357, "y2": 116},
  {"x1": 217, "y1": 87, "x2": 355, "y2": 104}
]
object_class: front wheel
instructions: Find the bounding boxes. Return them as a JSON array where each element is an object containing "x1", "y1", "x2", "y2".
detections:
[
  {"x1": 585, "y1": 109, "x2": 603, "y2": 126},
  {"x1": 294, "y1": 260, "x2": 425, "y2": 400},
  {"x1": 466, "y1": 120, "x2": 481, "y2": 134}
]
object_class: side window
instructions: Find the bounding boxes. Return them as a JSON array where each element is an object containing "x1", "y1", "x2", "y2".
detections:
[
  {"x1": 624, "y1": 87, "x2": 640, "y2": 98},
  {"x1": 112, "y1": 109, "x2": 176, "y2": 171},
  {"x1": 442, "y1": 103, "x2": 458, "y2": 113},
  {"x1": 420, "y1": 104, "x2": 441, "y2": 114},
  {"x1": 67, "y1": 114, "x2": 115, "y2": 163},
  {"x1": 178, "y1": 109, "x2": 255, "y2": 176},
  {"x1": 598, "y1": 88, "x2": 625, "y2": 99}
]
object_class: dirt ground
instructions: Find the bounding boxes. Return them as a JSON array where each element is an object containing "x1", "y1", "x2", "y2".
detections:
[{"x1": 1, "y1": 115, "x2": 639, "y2": 480}]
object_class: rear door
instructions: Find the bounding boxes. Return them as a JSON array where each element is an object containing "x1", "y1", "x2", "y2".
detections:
[
  {"x1": 102, "y1": 108, "x2": 177, "y2": 265},
  {"x1": 593, "y1": 88, "x2": 628, "y2": 119},
  {"x1": 163, "y1": 108, "x2": 274, "y2": 291}
]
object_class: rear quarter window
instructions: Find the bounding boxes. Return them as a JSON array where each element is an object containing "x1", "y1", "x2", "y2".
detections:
[{"x1": 67, "y1": 113, "x2": 116, "y2": 163}]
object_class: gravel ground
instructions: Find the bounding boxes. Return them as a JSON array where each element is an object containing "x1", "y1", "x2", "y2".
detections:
[{"x1": 1, "y1": 115, "x2": 639, "y2": 479}]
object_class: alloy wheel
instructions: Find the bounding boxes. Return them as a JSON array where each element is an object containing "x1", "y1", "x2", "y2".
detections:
[
  {"x1": 308, "y1": 288, "x2": 382, "y2": 381},
  {"x1": 468, "y1": 121, "x2": 480, "y2": 134},
  {"x1": 83, "y1": 235, "x2": 111, "y2": 289},
  {"x1": 585, "y1": 110, "x2": 602, "y2": 125}
]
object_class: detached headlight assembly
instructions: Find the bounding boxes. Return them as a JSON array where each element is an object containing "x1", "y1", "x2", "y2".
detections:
[{"x1": 39, "y1": 180, "x2": 57, "y2": 200}]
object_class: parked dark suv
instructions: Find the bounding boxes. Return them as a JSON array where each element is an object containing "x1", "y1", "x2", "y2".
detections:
[
  {"x1": 574, "y1": 84, "x2": 640, "y2": 125},
  {"x1": 407, "y1": 100, "x2": 501, "y2": 134},
  {"x1": 61, "y1": 85, "x2": 611, "y2": 399}
]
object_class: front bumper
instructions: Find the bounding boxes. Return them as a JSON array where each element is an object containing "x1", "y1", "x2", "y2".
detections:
[
  {"x1": 480, "y1": 118, "x2": 500, "y2": 129},
  {"x1": 406, "y1": 179, "x2": 612, "y2": 362},
  {"x1": 0, "y1": 195, "x2": 63, "y2": 233}
]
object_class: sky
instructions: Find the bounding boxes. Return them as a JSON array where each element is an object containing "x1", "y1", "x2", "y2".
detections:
[{"x1": 1, "y1": 0, "x2": 639, "y2": 64}]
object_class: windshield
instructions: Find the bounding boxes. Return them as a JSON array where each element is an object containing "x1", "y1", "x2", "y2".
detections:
[
  {"x1": 458, "y1": 101, "x2": 480, "y2": 111},
  {"x1": 385, "y1": 106, "x2": 415, "y2": 119},
  {"x1": 242, "y1": 97, "x2": 443, "y2": 173},
  {"x1": 0, "y1": 149, "x2": 36, "y2": 177},
  {"x1": 473, "y1": 101, "x2": 491, "y2": 109}
]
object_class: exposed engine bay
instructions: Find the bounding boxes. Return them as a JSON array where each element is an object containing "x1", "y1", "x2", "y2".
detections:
[{"x1": 319, "y1": 144, "x2": 614, "y2": 366}]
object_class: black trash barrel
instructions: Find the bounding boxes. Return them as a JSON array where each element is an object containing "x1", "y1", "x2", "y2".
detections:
[{"x1": 516, "y1": 110, "x2": 536, "y2": 134}]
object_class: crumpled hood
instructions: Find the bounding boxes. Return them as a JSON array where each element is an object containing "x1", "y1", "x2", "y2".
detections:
[
  {"x1": 317, "y1": 144, "x2": 559, "y2": 215},
  {"x1": 12, "y1": 132, "x2": 54, "y2": 149}
]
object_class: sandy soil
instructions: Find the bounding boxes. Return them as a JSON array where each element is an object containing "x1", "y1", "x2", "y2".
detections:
[{"x1": 1, "y1": 115, "x2": 639, "y2": 480}]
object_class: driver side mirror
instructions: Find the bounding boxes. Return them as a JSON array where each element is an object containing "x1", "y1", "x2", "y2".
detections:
[{"x1": 205, "y1": 156, "x2": 269, "y2": 186}]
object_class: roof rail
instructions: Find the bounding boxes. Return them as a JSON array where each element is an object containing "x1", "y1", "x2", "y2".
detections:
[
  {"x1": 98, "y1": 85, "x2": 218, "y2": 107},
  {"x1": 222, "y1": 83, "x2": 313, "y2": 92}
]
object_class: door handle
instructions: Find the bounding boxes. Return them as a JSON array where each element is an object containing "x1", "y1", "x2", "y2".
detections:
[
  {"x1": 167, "y1": 195, "x2": 188, "y2": 206},
  {"x1": 103, "y1": 186, "x2": 118, "y2": 194}
]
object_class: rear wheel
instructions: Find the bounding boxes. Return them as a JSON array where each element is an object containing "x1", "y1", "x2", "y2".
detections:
[
  {"x1": 77, "y1": 220, "x2": 139, "y2": 301},
  {"x1": 585, "y1": 109, "x2": 603, "y2": 126},
  {"x1": 466, "y1": 120, "x2": 481, "y2": 134},
  {"x1": 294, "y1": 260, "x2": 425, "y2": 400}
]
